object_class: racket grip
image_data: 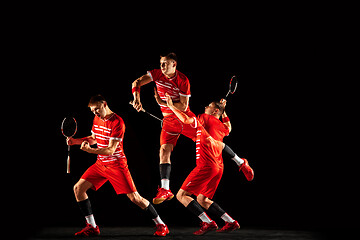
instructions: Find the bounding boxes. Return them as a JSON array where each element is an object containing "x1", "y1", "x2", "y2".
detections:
[
  {"x1": 129, "y1": 101, "x2": 145, "y2": 112},
  {"x1": 66, "y1": 155, "x2": 70, "y2": 174}
]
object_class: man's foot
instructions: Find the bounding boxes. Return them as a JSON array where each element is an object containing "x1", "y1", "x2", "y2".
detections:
[
  {"x1": 153, "y1": 188, "x2": 174, "y2": 204},
  {"x1": 193, "y1": 221, "x2": 218, "y2": 235},
  {"x1": 154, "y1": 224, "x2": 169, "y2": 236},
  {"x1": 239, "y1": 158, "x2": 254, "y2": 181},
  {"x1": 75, "y1": 223, "x2": 100, "y2": 237},
  {"x1": 216, "y1": 220, "x2": 240, "y2": 233}
]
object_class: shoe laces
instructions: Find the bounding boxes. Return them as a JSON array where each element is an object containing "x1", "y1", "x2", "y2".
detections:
[
  {"x1": 223, "y1": 222, "x2": 232, "y2": 230},
  {"x1": 80, "y1": 224, "x2": 93, "y2": 233},
  {"x1": 155, "y1": 224, "x2": 165, "y2": 231},
  {"x1": 199, "y1": 222, "x2": 209, "y2": 230}
]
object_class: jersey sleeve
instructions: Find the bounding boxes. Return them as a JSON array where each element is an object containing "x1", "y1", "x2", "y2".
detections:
[
  {"x1": 178, "y1": 76, "x2": 191, "y2": 97},
  {"x1": 211, "y1": 116, "x2": 229, "y2": 137},
  {"x1": 147, "y1": 69, "x2": 162, "y2": 82},
  {"x1": 110, "y1": 119, "x2": 125, "y2": 142}
]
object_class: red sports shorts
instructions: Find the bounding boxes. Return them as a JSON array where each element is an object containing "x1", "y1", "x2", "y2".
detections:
[
  {"x1": 160, "y1": 112, "x2": 197, "y2": 147},
  {"x1": 180, "y1": 164, "x2": 223, "y2": 199},
  {"x1": 81, "y1": 161, "x2": 137, "y2": 194}
]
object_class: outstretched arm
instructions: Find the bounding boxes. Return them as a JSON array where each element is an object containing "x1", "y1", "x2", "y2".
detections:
[
  {"x1": 221, "y1": 110, "x2": 232, "y2": 133},
  {"x1": 220, "y1": 99, "x2": 232, "y2": 133},
  {"x1": 132, "y1": 74, "x2": 152, "y2": 112},
  {"x1": 165, "y1": 93, "x2": 194, "y2": 125}
]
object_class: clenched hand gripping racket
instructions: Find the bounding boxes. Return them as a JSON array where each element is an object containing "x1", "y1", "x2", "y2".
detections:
[
  {"x1": 129, "y1": 101, "x2": 183, "y2": 136},
  {"x1": 61, "y1": 117, "x2": 77, "y2": 174}
]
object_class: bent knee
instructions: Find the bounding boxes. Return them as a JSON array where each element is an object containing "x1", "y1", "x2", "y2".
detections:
[
  {"x1": 73, "y1": 183, "x2": 80, "y2": 195},
  {"x1": 196, "y1": 195, "x2": 206, "y2": 205},
  {"x1": 73, "y1": 180, "x2": 91, "y2": 195},
  {"x1": 128, "y1": 192, "x2": 142, "y2": 204},
  {"x1": 176, "y1": 190, "x2": 186, "y2": 202},
  {"x1": 197, "y1": 195, "x2": 213, "y2": 209}
]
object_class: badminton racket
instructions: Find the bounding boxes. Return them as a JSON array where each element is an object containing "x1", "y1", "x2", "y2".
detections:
[
  {"x1": 129, "y1": 101, "x2": 183, "y2": 135},
  {"x1": 61, "y1": 117, "x2": 77, "y2": 174},
  {"x1": 129, "y1": 101, "x2": 162, "y2": 121},
  {"x1": 225, "y1": 75, "x2": 238, "y2": 99}
]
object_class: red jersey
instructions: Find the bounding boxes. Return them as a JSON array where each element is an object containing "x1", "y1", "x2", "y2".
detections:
[
  {"x1": 91, "y1": 113, "x2": 127, "y2": 166},
  {"x1": 147, "y1": 69, "x2": 191, "y2": 114},
  {"x1": 197, "y1": 113, "x2": 229, "y2": 142},
  {"x1": 192, "y1": 117, "x2": 225, "y2": 169}
]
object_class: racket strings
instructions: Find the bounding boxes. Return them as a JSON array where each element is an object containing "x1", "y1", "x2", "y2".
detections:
[
  {"x1": 229, "y1": 76, "x2": 238, "y2": 94},
  {"x1": 161, "y1": 116, "x2": 183, "y2": 135},
  {"x1": 61, "y1": 117, "x2": 77, "y2": 137}
]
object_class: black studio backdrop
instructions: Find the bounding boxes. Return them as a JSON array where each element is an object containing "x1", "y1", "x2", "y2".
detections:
[{"x1": 18, "y1": 24, "x2": 348, "y2": 236}]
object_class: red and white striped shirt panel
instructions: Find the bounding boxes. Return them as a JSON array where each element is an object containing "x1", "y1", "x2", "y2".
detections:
[
  {"x1": 91, "y1": 114, "x2": 127, "y2": 165},
  {"x1": 147, "y1": 69, "x2": 191, "y2": 114},
  {"x1": 191, "y1": 117, "x2": 224, "y2": 169}
]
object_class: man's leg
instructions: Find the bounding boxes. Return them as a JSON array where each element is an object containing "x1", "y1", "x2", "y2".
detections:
[
  {"x1": 222, "y1": 144, "x2": 244, "y2": 166},
  {"x1": 176, "y1": 189, "x2": 218, "y2": 235},
  {"x1": 223, "y1": 144, "x2": 254, "y2": 181},
  {"x1": 127, "y1": 192, "x2": 169, "y2": 236},
  {"x1": 197, "y1": 194, "x2": 240, "y2": 233},
  {"x1": 159, "y1": 143, "x2": 173, "y2": 189},
  {"x1": 153, "y1": 143, "x2": 175, "y2": 204},
  {"x1": 73, "y1": 179, "x2": 100, "y2": 236},
  {"x1": 73, "y1": 179, "x2": 92, "y2": 202}
]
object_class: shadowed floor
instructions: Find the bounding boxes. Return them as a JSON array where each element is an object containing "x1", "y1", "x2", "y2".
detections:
[{"x1": 29, "y1": 226, "x2": 329, "y2": 240}]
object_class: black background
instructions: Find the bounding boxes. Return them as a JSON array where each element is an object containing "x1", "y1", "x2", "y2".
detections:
[{"x1": 12, "y1": 9, "x2": 357, "y2": 237}]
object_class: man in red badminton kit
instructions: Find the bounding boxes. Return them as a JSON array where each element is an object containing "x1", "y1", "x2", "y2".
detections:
[
  {"x1": 164, "y1": 93, "x2": 254, "y2": 235},
  {"x1": 67, "y1": 95, "x2": 169, "y2": 237},
  {"x1": 131, "y1": 52, "x2": 197, "y2": 204}
]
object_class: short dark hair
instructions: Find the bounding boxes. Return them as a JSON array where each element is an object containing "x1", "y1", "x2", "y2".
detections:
[
  {"x1": 160, "y1": 52, "x2": 177, "y2": 62},
  {"x1": 88, "y1": 94, "x2": 106, "y2": 107},
  {"x1": 213, "y1": 101, "x2": 225, "y2": 115}
]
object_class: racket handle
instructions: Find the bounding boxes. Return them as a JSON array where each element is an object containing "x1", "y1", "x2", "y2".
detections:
[
  {"x1": 129, "y1": 101, "x2": 145, "y2": 112},
  {"x1": 66, "y1": 155, "x2": 70, "y2": 174},
  {"x1": 225, "y1": 92, "x2": 230, "y2": 99}
]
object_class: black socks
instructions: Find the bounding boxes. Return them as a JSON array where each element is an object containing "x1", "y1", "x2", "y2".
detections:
[
  {"x1": 159, "y1": 163, "x2": 171, "y2": 180},
  {"x1": 208, "y1": 202, "x2": 226, "y2": 218},
  {"x1": 145, "y1": 203, "x2": 159, "y2": 219},
  {"x1": 77, "y1": 198, "x2": 93, "y2": 216},
  {"x1": 186, "y1": 200, "x2": 205, "y2": 216},
  {"x1": 223, "y1": 144, "x2": 236, "y2": 159}
]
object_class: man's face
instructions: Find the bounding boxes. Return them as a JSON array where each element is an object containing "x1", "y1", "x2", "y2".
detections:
[
  {"x1": 90, "y1": 102, "x2": 106, "y2": 119},
  {"x1": 204, "y1": 102, "x2": 219, "y2": 116},
  {"x1": 160, "y1": 57, "x2": 176, "y2": 76}
]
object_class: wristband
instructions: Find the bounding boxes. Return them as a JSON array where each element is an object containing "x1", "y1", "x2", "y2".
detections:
[
  {"x1": 222, "y1": 117, "x2": 230, "y2": 123},
  {"x1": 132, "y1": 87, "x2": 140, "y2": 94}
]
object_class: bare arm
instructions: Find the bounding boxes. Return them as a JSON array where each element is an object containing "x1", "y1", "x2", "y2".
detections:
[
  {"x1": 174, "y1": 95, "x2": 189, "y2": 112},
  {"x1": 154, "y1": 87, "x2": 166, "y2": 107},
  {"x1": 154, "y1": 88, "x2": 189, "y2": 112},
  {"x1": 221, "y1": 110, "x2": 232, "y2": 133},
  {"x1": 67, "y1": 134, "x2": 97, "y2": 146},
  {"x1": 220, "y1": 99, "x2": 232, "y2": 133},
  {"x1": 80, "y1": 139, "x2": 120, "y2": 156},
  {"x1": 165, "y1": 93, "x2": 194, "y2": 124},
  {"x1": 132, "y1": 74, "x2": 152, "y2": 112}
]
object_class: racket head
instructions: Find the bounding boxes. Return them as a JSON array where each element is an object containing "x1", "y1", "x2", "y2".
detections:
[
  {"x1": 61, "y1": 117, "x2": 78, "y2": 138},
  {"x1": 229, "y1": 75, "x2": 238, "y2": 94},
  {"x1": 161, "y1": 115, "x2": 183, "y2": 136}
]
